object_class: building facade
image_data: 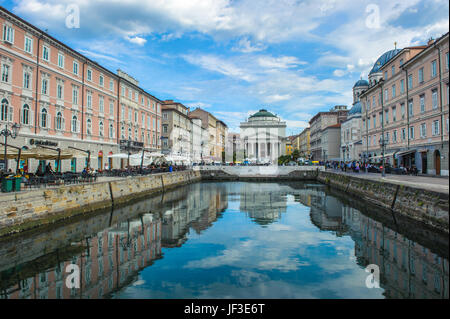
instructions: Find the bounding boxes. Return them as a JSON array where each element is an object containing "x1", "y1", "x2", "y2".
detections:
[
  {"x1": 0, "y1": 7, "x2": 162, "y2": 172},
  {"x1": 161, "y1": 100, "x2": 191, "y2": 158},
  {"x1": 360, "y1": 33, "x2": 449, "y2": 175},
  {"x1": 240, "y1": 109, "x2": 286, "y2": 163},
  {"x1": 298, "y1": 127, "x2": 311, "y2": 159},
  {"x1": 340, "y1": 80, "x2": 368, "y2": 161},
  {"x1": 309, "y1": 105, "x2": 348, "y2": 161}
]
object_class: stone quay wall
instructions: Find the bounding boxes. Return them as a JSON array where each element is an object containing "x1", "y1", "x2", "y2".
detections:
[
  {"x1": 0, "y1": 170, "x2": 201, "y2": 237},
  {"x1": 317, "y1": 171, "x2": 449, "y2": 233}
]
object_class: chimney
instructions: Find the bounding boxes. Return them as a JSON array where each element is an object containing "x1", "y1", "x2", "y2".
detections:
[{"x1": 427, "y1": 38, "x2": 435, "y2": 46}]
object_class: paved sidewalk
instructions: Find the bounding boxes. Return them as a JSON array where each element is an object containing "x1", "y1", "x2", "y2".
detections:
[{"x1": 326, "y1": 169, "x2": 449, "y2": 194}]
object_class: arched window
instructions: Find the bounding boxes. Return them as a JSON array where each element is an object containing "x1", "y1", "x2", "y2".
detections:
[
  {"x1": 1, "y1": 99, "x2": 9, "y2": 121},
  {"x1": 56, "y1": 112, "x2": 63, "y2": 130},
  {"x1": 22, "y1": 104, "x2": 30, "y2": 125},
  {"x1": 41, "y1": 108, "x2": 47, "y2": 128},
  {"x1": 86, "y1": 118, "x2": 92, "y2": 135},
  {"x1": 99, "y1": 121, "x2": 104, "y2": 137},
  {"x1": 72, "y1": 115, "x2": 78, "y2": 132}
]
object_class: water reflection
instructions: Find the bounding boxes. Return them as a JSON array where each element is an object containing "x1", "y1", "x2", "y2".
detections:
[{"x1": 0, "y1": 182, "x2": 447, "y2": 299}]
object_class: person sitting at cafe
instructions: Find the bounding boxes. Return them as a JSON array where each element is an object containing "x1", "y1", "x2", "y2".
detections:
[
  {"x1": 36, "y1": 163, "x2": 44, "y2": 176},
  {"x1": 45, "y1": 163, "x2": 54, "y2": 175}
]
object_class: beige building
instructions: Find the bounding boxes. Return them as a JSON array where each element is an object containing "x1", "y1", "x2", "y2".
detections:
[
  {"x1": 360, "y1": 32, "x2": 449, "y2": 175},
  {"x1": 309, "y1": 105, "x2": 348, "y2": 161},
  {"x1": 189, "y1": 108, "x2": 227, "y2": 163},
  {"x1": 161, "y1": 100, "x2": 191, "y2": 157}
]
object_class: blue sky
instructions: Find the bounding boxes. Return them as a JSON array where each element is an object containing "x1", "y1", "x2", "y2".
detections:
[{"x1": 2, "y1": 0, "x2": 448, "y2": 134}]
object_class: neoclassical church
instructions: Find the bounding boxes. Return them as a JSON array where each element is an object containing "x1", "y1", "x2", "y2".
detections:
[{"x1": 240, "y1": 109, "x2": 287, "y2": 163}]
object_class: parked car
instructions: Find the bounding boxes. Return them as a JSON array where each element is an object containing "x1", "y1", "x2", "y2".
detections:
[{"x1": 367, "y1": 165, "x2": 381, "y2": 173}]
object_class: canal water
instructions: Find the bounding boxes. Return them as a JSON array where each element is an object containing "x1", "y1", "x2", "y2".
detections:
[{"x1": 0, "y1": 182, "x2": 448, "y2": 299}]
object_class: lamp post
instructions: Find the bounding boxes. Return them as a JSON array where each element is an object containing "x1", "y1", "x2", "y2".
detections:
[
  {"x1": 379, "y1": 136, "x2": 386, "y2": 177},
  {"x1": 1, "y1": 123, "x2": 20, "y2": 172}
]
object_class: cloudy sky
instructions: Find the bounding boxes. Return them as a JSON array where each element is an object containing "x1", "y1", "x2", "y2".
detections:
[{"x1": 2, "y1": 0, "x2": 448, "y2": 134}]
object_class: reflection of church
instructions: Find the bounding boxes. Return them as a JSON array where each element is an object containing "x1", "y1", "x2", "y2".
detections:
[{"x1": 239, "y1": 183, "x2": 288, "y2": 226}]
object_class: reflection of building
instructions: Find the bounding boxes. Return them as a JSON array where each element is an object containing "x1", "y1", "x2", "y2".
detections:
[
  {"x1": 1, "y1": 213, "x2": 161, "y2": 299},
  {"x1": 161, "y1": 183, "x2": 228, "y2": 247},
  {"x1": 342, "y1": 207, "x2": 449, "y2": 299},
  {"x1": 240, "y1": 109, "x2": 287, "y2": 163},
  {"x1": 239, "y1": 183, "x2": 287, "y2": 225}
]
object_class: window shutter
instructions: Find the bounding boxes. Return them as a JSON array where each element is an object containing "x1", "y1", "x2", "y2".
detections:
[
  {"x1": 62, "y1": 117, "x2": 65, "y2": 131},
  {"x1": 20, "y1": 107, "x2": 23, "y2": 124},
  {"x1": 29, "y1": 110, "x2": 34, "y2": 126},
  {"x1": 77, "y1": 120, "x2": 80, "y2": 133},
  {"x1": 47, "y1": 114, "x2": 51, "y2": 129}
]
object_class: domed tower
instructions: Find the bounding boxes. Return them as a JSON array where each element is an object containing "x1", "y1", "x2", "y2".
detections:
[
  {"x1": 353, "y1": 79, "x2": 369, "y2": 104},
  {"x1": 368, "y1": 49, "x2": 401, "y2": 86}
]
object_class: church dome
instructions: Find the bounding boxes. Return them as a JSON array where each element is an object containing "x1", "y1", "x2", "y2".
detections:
[
  {"x1": 249, "y1": 109, "x2": 277, "y2": 118},
  {"x1": 348, "y1": 101, "x2": 362, "y2": 115},
  {"x1": 369, "y1": 49, "x2": 401, "y2": 75},
  {"x1": 353, "y1": 79, "x2": 369, "y2": 88}
]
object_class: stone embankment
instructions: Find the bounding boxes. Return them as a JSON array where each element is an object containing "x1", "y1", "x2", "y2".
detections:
[
  {"x1": 317, "y1": 171, "x2": 449, "y2": 233},
  {"x1": 0, "y1": 170, "x2": 201, "y2": 237}
]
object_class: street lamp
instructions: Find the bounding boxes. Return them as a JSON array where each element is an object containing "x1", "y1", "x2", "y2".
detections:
[
  {"x1": 379, "y1": 136, "x2": 386, "y2": 177},
  {"x1": 1, "y1": 122, "x2": 20, "y2": 172}
]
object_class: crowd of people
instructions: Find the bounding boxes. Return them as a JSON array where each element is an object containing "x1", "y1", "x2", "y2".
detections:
[{"x1": 324, "y1": 160, "x2": 419, "y2": 175}]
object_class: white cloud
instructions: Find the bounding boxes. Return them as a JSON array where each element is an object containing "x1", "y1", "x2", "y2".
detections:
[
  {"x1": 258, "y1": 56, "x2": 306, "y2": 69},
  {"x1": 126, "y1": 35, "x2": 147, "y2": 46}
]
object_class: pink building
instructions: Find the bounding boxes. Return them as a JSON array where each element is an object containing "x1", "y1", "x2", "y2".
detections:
[
  {"x1": 0, "y1": 7, "x2": 162, "y2": 172},
  {"x1": 360, "y1": 33, "x2": 449, "y2": 176}
]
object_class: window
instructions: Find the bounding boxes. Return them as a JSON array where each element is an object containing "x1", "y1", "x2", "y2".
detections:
[
  {"x1": 142, "y1": 113, "x2": 145, "y2": 128},
  {"x1": 385, "y1": 132, "x2": 389, "y2": 144},
  {"x1": 121, "y1": 86, "x2": 125, "y2": 96},
  {"x1": 385, "y1": 110, "x2": 389, "y2": 124},
  {"x1": 432, "y1": 120, "x2": 440, "y2": 136},
  {"x1": 72, "y1": 86, "x2": 79, "y2": 105},
  {"x1": 128, "y1": 108, "x2": 132, "y2": 121},
  {"x1": 57, "y1": 53, "x2": 64, "y2": 68},
  {"x1": 128, "y1": 127, "x2": 132, "y2": 139},
  {"x1": 128, "y1": 89, "x2": 132, "y2": 99},
  {"x1": 420, "y1": 95, "x2": 425, "y2": 113},
  {"x1": 56, "y1": 112, "x2": 63, "y2": 130},
  {"x1": 41, "y1": 78, "x2": 48, "y2": 95},
  {"x1": 431, "y1": 60, "x2": 437, "y2": 78},
  {"x1": 86, "y1": 118, "x2": 92, "y2": 135},
  {"x1": 42, "y1": 46, "x2": 50, "y2": 61},
  {"x1": 57, "y1": 83, "x2": 63, "y2": 99},
  {"x1": 121, "y1": 126, "x2": 125, "y2": 139},
  {"x1": 432, "y1": 89, "x2": 438, "y2": 109},
  {"x1": 73, "y1": 61, "x2": 79, "y2": 75},
  {"x1": 163, "y1": 125, "x2": 168, "y2": 133},
  {"x1": 109, "y1": 123, "x2": 114, "y2": 138},
  {"x1": 3, "y1": 24, "x2": 14, "y2": 43},
  {"x1": 402, "y1": 128, "x2": 406, "y2": 140},
  {"x1": 134, "y1": 91, "x2": 138, "y2": 102},
  {"x1": 99, "y1": 75, "x2": 104, "y2": 87},
  {"x1": 109, "y1": 101, "x2": 114, "y2": 115},
  {"x1": 1, "y1": 64, "x2": 10, "y2": 83},
  {"x1": 134, "y1": 111, "x2": 138, "y2": 123},
  {"x1": 109, "y1": 79, "x2": 114, "y2": 91},
  {"x1": 23, "y1": 71, "x2": 30, "y2": 89},
  {"x1": 418, "y1": 67, "x2": 424, "y2": 83},
  {"x1": 392, "y1": 107, "x2": 396, "y2": 122},
  {"x1": 384, "y1": 89, "x2": 388, "y2": 101},
  {"x1": 99, "y1": 96, "x2": 104, "y2": 113},
  {"x1": 22, "y1": 104, "x2": 30, "y2": 125},
  {"x1": 408, "y1": 100, "x2": 413, "y2": 117},
  {"x1": 373, "y1": 115, "x2": 376, "y2": 128},
  {"x1": 87, "y1": 69, "x2": 92, "y2": 81},
  {"x1": 71, "y1": 116, "x2": 78, "y2": 133},
  {"x1": 24, "y1": 36, "x2": 33, "y2": 54},
  {"x1": 392, "y1": 85, "x2": 396, "y2": 98},
  {"x1": 384, "y1": 71, "x2": 388, "y2": 80},
  {"x1": 420, "y1": 123, "x2": 427, "y2": 138},
  {"x1": 163, "y1": 113, "x2": 168, "y2": 119},
  {"x1": 99, "y1": 121, "x2": 104, "y2": 137},
  {"x1": 400, "y1": 79, "x2": 405, "y2": 94},
  {"x1": 399, "y1": 59, "x2": 404, "y2": 66},
  {"x1": 393, "y1": 130, "x2": 397, "y2": 143},
  {"x1": 87, "y1": 92, "x2": 92, "y2": 109},
  {"x1": 408, "y1": 74, "x2": 413, "y2": 89},
  {"x1": 401, "y1": 103, "x2": 405, "y2": 119},
  {"x1": 446, "y1": 52, "x2": 449, "y2": 70},
  {"x1": 391, "y1": 65, "x2": 395, "y2": 76},
  {"x1": 409, "y1": 126, "x2": 415, "y2": 140},
  {"x1": 40, "y1": 108, "x2": 48, "y2": 128}
]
